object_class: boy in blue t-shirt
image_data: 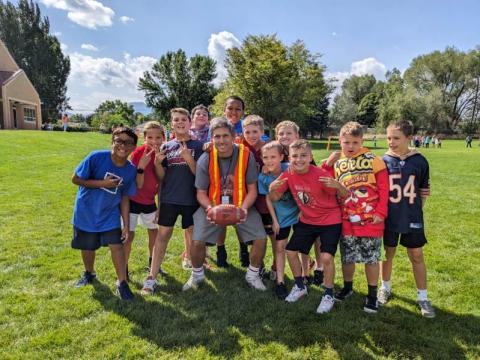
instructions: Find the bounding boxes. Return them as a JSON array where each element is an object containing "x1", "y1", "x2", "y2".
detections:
[
  {"x1": 258, "y1": 141, "x2": 299, "y2": 300},
  {"x1": 71, "y1": 127, "x2": 138, "y2": 300}
]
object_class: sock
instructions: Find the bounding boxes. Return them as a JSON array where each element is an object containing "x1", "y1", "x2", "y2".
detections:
[
  {"x1": 247, "y1": 265, "x2": 259, "y2": 276},
  {"x1": 240, "y1": 242, "x2": 249, "y2": 254},
  {"x1": 192, "y1": 267, "x2": 204, "y2": 278},
  {"x1": 325, "y1": 287, "x2": 333, "y2": 297},
  {"x1": 368, "y1": 285, "x2": 378, "y2": 299},
  {"x1": 294, "y1": 276, "x2": 305, "y2": 289},
  {"x1": 217, "y1": 244, "x2": 227, "y2": 256},
  {"x1": 344, "y1": 281, "x2": 353, "y2": 291},
  {"x1": 381, "y1": 280, "x2": 391, "y2": 292},
  {"x1": 417, "y1": 289, "x2": 428, "y2": 301},
  {"x1": 316, "y1": 266, "x2": 324, "y2": 272}
]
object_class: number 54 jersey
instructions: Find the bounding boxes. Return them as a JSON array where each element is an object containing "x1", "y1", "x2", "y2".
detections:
[{"x1": 383, "y1": 149, "x2": 430, "y2": 234}]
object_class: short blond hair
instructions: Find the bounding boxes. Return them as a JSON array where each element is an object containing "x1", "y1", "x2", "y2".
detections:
[
  {"x1": 290, "y1": 139, "x2": 311, "y2": 152},
  {"x1": 340, "y1": 121, "x2": 364, "y2": 138},
  {"x1": 261, "y1": 140, "x2": 284, "y2": 155},
  {"x1": 243, "y1": 114, "x2": 264, "y2": 131},
  {"x1": 275, "y1": 120, "x2": 299, "y2": 135},
  {"x1": 143, "y1": 121, "x2": 165, "y2": 137},
  {"x1": 170, "y1": 107, "x2": 191, "y2": 120}
]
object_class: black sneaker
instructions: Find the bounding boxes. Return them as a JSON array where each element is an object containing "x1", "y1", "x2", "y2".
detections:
[
  {"x1": 75, "y1": 271, "x2": 96, "y2": 288},
  {"x1": 334, "y1": 287, "x2": 353, "y2": 301},
  {"x1": 313, "y1": 270, "x2": 324, "y2": 287},
  {"x1": 274, "y1": 283, "x2": 288, "y2": 300},
  {"x1": 216, "y1": 247, "x2": 229, "y2": 268},
  {"x1": 363, "y1": 296, "x2": 378, "y2": 314},
  {"x1": 116, "y1": 280, "x2": 134, "y2": 300}
]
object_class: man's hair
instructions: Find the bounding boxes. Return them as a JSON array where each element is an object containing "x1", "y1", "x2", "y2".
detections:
[
  {"x1": 290, "y1": 139, "x2": 311, "y2": 152},
  {"x1": 261, "y1": 141, "x2": 284, "y2": 156},
  {"x1": 340, "y1": 121, "x2": 364, "y2": 138},
  {"x1": 275, "y1": 120, "x2": 299, "y2": 135},
  {"x1": 224, "y1": 95, "x2": 245, "y2": 110},
  {"x1": 112, "y1": 127, "x2": 138, "y2": 145},
  {"x1": 387, "y1": 120, "x2": 414, "y2": 137},
  {"x1": 170, "y1": 107, "x2": 191, "y2": 120},
  {"x1": 243, "y1": 114, "x2": 264, "y2": 131},
  {"x1": 191, "y1": 104, "x2": 209, "y2": 119},
  {"x1": 210, "y1": 117, "x2": 235, "y2": 136},
  {"x1": 143, "y1": 121, "x2": 165, "y2": 137}
]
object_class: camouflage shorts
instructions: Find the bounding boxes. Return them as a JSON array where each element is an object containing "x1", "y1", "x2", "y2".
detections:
[{"x1": 340, "y1": 236, "x2": 381, "y2": 264}]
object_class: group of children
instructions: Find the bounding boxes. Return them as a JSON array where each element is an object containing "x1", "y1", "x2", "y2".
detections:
[{"x1": 71, "y1": 95, "x2": 435, "y2": 318}]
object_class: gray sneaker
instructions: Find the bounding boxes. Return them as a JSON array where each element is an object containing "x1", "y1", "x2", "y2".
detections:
[
  {"x1": 285, "y1": 284, "x2": 308, "y2": 303},
  {"x1": 245, "y1": 272, "x2": 267, "y2": 291},
  {"x1": 182, "y1": 274, "x2": 205, "y2": 291},
  {"x1": 378, "y1": 287, "x2": 392, "y2": 306},
  {"x1": 417, "y1": 300, "x2": 436, "y2": 318}
]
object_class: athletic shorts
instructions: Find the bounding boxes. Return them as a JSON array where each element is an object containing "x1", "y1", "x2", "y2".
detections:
[
  {"x1": 261, "y1": 213, "x2": 273, "y2": 235},
  {"x1": 340, "y1": 235, "x2": 381, "y2": 264},
  {"x1": 129, "y1": 200, "x2": 157, "y2": 231},
  {"x1": 286, "y1": 222, "x2": 342, "y2": 256},
  {"x1": 192, "y1": 207, "x2": 267, "y2": 245},
  {"x1": 276, "y1": 226, "x2": 292, "y2": 241},
  {"x1": 71, "y1": 227, "x2": 122, "y2": 251},
  {"x1": 158, "y1": 203, "x2": 198, "y2": 229},
  {"x1": 383, "y1": 230, "x2": 427, "y2": 248}
]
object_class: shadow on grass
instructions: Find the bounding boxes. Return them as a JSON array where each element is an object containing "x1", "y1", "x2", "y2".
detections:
[{"x1": 93, "y1": 270, "x2": 480, "y2": 359}]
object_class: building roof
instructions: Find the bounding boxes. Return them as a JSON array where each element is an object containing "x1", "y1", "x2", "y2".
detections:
[{"x1": 0, "y1": 71, "x2": 15, "y2": 85}]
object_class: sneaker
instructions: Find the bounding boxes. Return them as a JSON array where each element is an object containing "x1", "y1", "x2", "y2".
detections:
[
  {"x1": 378, "y1": 287, "x2": 392, "y2": 306},
  {"x1": 417, "y1": 300, "x2": 436, "y2": 318},
  {"x1": 182, "y1": 274, "x2": 205, "y2": 291},
  {"x1": 274, "y1": 283, "x2": 288, "y2": 300},
  {"x1": 317, "y1": 295, "x2": 335, "y2": 314},
  {"x1": 141, "y1": 278, "x2": 158, "y2": 295},
  {"x1": 313, "y1": 270, "x2": 324, "y2": 287},
  {"x1": 116, "y1": 280, "x2": 134, "y2": 300},
  {"x1": 75, "y1": 271, "x2": 96, "y2": 288},
  {"x1": 245, "y1": 272, "x2": 266, "y2": 291},
  {"x1": 363, "y1": 296, "x2": 378, "y2": 314},
  {"x1": 182, "y1": 257, "x2": 192, "y2": 271},
  {"x1": 334, "y1": 287, "x2": 353, "y2": 302},
  {"x1": 285, "y1": 284, "x2": 308, "y2": 303}
]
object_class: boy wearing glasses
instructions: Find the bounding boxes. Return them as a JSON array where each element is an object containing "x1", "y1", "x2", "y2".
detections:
[{"x1": 71, "y1": 127, "x2": 138, "y2": 300}]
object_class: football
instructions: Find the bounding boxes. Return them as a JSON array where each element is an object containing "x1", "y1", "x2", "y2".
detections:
[{"x1": 207, "y1": 204, "x2": 246, "y2": 226}]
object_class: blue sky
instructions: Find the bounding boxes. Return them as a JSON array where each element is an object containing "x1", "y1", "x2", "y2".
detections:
[{"x1": 29, "y1": 0, "x2": 480, "y2": 112}]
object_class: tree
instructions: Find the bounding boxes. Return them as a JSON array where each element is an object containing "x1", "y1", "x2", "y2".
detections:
[
  {"x1": 138, "y1": 49, "x2": 217, "y2": 120},
  {"x1": 0, "y1": 0, "x2": 70, "y2": 120},
  {"x1": 90, "y1": 100, "x2": 135, "y2": 130},
  {"x1": 357, "y1": 92, "x2": 380, "y2": 127}
]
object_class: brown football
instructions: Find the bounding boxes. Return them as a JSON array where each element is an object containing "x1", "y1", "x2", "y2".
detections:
[{"x1": 207, "y1": 204, "x2": 247, "y2": 226}]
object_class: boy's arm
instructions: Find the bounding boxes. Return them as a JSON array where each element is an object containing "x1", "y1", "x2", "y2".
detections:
[
  {"x1": 153, "y1": 147, "x2": 167, "y2": 182},
  {"x1": 419, "y1": 158, "x2": 430, "y2": 209},
  {"x1": 135, "y1": 147, "x2": 154, "y2": 189},
  {"x1": 72, "y1": 174, "x2": 120, "y2": 189},
  {"x1": 373, "y1": 168, "x2": 389, "y2": 223},
  {"x1": 179, "y1": 142, "x2": 196, "y2": 175},
  {"x1": 269, "y1": 173, "x2": 288, "y2": 202},
  {"x1": 266, "y1": 195, "x2": 280, "y2": 235},
  {"x1": 120, "y1": 195, "x2": 131, "y2": 243}
]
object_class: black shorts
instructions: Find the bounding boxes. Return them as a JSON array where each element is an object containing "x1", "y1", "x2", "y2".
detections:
[
  {"x1": 286, "y1": 222, "x2": 342, "y2": 256},
  {"x1": 383, "y1": 230, "x2": 427, "y2": 248},
  {"x1": 261, "y1": 213, "x2": 274, "y2": 235},
  {"x1": 130, "y1": 199, "x2": 157, "y2": 214},
  {"x1": 71, "y1": 227, "x2": 122, "y2": 251},
  {"x1": 158, "y1": 203, "x2": 198, "y2": 229},
  {"x1": 276, "y1": 226, "x2": 291, "y2": 241}
]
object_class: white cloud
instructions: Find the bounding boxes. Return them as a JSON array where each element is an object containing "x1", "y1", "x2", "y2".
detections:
[
  {"x1": 119, "y1": 16, "x2": 134, "y2": 24},
  {"x1": 68, "y1": 52, "x2": 156, "y2": 111},
  {"x1": 208, "y1": 31, "x2": 241, "y2": 85},
  {"x1": 326, "y1": 57, "x2": 387, "y2": 96},
  {"x1": 40, "y1": 0, "x2": 114, "y2": 29},
  {"x1": 81, "y1": 43, "x2": 99, "y2": 52},
  {"x1": 53, "y1": 31, "x2": 62, "y2": 37},
  {"x1": 60, "y1": 43, "x2": 68, "y2": 51}
]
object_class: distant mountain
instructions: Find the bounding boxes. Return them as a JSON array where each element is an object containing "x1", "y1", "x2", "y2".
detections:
[{"x1": 129, "y1": 101, "x2": 152, "y2": 115}]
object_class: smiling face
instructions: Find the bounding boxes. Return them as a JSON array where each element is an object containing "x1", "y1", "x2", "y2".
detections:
[
  {"x1": 192, "y1": 108, "x2": 209, "y2": 130},
  {"x1": 289, "y1": 146, "x2": 312, "y2": 174},
  {"x1": 387, "y1": 126, "x2": 410, "y2": 155},
  {"x1": 171, "y1": 112, "x2": 191, "y2": 137},
  {"x1": 144, "y1": 128, "x2": 164, "y2": 149},
  {"x1": 262, "y1": 148, "x2": 283, "y2": 173},
  {"x1": 112, "y1": 134, "x2": 136, "y2": 159},
  {"x1": 243, "y1": 124, "x2": 262, "y2": 148},
  {"x1": 224, "y1": 99, "x2": 244, "y2": 125},
  {"x1": 212, "y1": 126, "x2": 235, "y2": 157},
  {"x1": 339, "y1": 134, "x2": 363, "y2": 158},
  {"x1": 276, "y1": 125, "x2": 299, "y2": 148}
]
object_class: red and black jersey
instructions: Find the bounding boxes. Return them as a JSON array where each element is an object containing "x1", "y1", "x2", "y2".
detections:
[{"x1": 382, "y1": 150, "x2": 430, "y2": 234}]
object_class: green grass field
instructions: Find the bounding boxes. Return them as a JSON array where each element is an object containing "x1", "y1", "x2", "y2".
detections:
[{"x1": 0, "y1": 130, "x2": 479, "y2": 359}]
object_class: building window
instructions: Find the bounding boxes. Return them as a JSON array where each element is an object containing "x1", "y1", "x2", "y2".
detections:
[{"x1": 24, "y1": 107, "x2": 36, "y2": 122}]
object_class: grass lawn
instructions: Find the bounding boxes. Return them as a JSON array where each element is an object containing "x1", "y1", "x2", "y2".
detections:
[{"x1": 0, "y1": 130, "x2": 479, "y2": 359}]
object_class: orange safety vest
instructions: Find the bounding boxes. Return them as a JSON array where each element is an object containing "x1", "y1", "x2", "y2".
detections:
[{"x1": 208, "y1": 144, "x2": 250, "y2": 207}]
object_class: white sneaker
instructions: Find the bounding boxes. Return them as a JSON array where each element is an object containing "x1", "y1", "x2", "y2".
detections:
[
  {"x1": 378, "y1": 287, "x2": 392, "y2": 306},
  {"x1": 316, "y1": 294, "x2": 335, "y2": 313},
  {"x1": 285, "y1": 284, "x2": 308, "y2": 303},
  {"x1": 182, "y1": 274, "x2": 205, "y2": 291},
  {"x1": 245, "y1": 272, "x2": 267, "y2": 291},
  {"x1": 141, "y1": 278, "x2": 158, "y2": 295}
]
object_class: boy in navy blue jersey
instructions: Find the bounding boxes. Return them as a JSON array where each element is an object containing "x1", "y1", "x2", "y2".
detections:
[
  {"x1": 71, "y1": 127, "x2": 138, "y2": 300},
  {"x1": 379, "y1": 120, "x2": 435, "y2": 318}
]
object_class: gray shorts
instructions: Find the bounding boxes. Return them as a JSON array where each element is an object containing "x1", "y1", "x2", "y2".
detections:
[
  {"x1": 192, "y1": 207, "x2": 267, "y2": 244},
  {"x1": 340, "y1": 235, "x2": 381, "y2": 264}
]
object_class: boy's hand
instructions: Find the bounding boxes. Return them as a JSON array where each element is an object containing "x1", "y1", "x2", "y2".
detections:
[
  {"x1": 154, "y1": 147, "x2": 167, "y2": 166},
  {"x1": 203, "y1": 142, "x2": 212, "y2": 153},
  {"x1": 372, "y1": 214, "x2": 384, "y2": 224},
  {"x1": 102, "y1": 175, "x2": 121, "y2": 188},
  {"x1": 239, "y1": 207, "x2": 248, "y2": 223},
  {"x1": 269, "y1": 178, "x2": 286, "y2": 193},
  {"x1": 121, "y1": 228, "x2": 131, "y2": 244},
  {"x1": 272, "y1": 220, "x2": 280, "y2": 235},
  {"x1": 326, "y1": 151, "x2": 341, "y2": 167},
  {"x1": 318, "y1": 176, "x2": 341, "y2": 189},
  {"x1": 138, "y1": 147, "x2": 155, "y2": 170},
  {"x1": 179, "y1": 141, "x2": 193, "y2": 161}
]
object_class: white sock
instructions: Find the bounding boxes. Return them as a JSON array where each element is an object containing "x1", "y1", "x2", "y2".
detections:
[
  {"x1": 192, "y1": 267, "x2": 204, "y2": 278},
  {"x1": 316, "y1": 267, "x2": 323, "y2": 272},
  {"x1": 247, "y1": 265, "x2": 260, "y2": 276},
  {"x1": 381, "y1": 280, "x2": 391, "y2": 292},
  {"x1": 417, "y1": 289, "x2": 428, "y2": 301}
]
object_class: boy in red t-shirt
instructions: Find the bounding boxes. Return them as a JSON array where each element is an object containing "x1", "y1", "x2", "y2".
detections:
[
  {"x1": 269, "y1": 139, "x2": 343, "y2": 314},
  {"x1": 128, "y1": 121, "x2": 165, "y2": 273}
]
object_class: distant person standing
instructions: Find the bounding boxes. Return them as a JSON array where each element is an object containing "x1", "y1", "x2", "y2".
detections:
[
  {"x1": 372, "y1": 135, "x2": 377, "y2": 148},
  {"x1": 62, "y1": 114, "x2": 69, "y2": 132},
  {"x1": 466, "y1": 135, "x2": 473, "y2": 148}
]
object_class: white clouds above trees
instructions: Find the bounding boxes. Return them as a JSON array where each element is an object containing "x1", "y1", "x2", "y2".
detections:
[{"x1": 207, "y1": 31, "x2": 241, "y2": 85}]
